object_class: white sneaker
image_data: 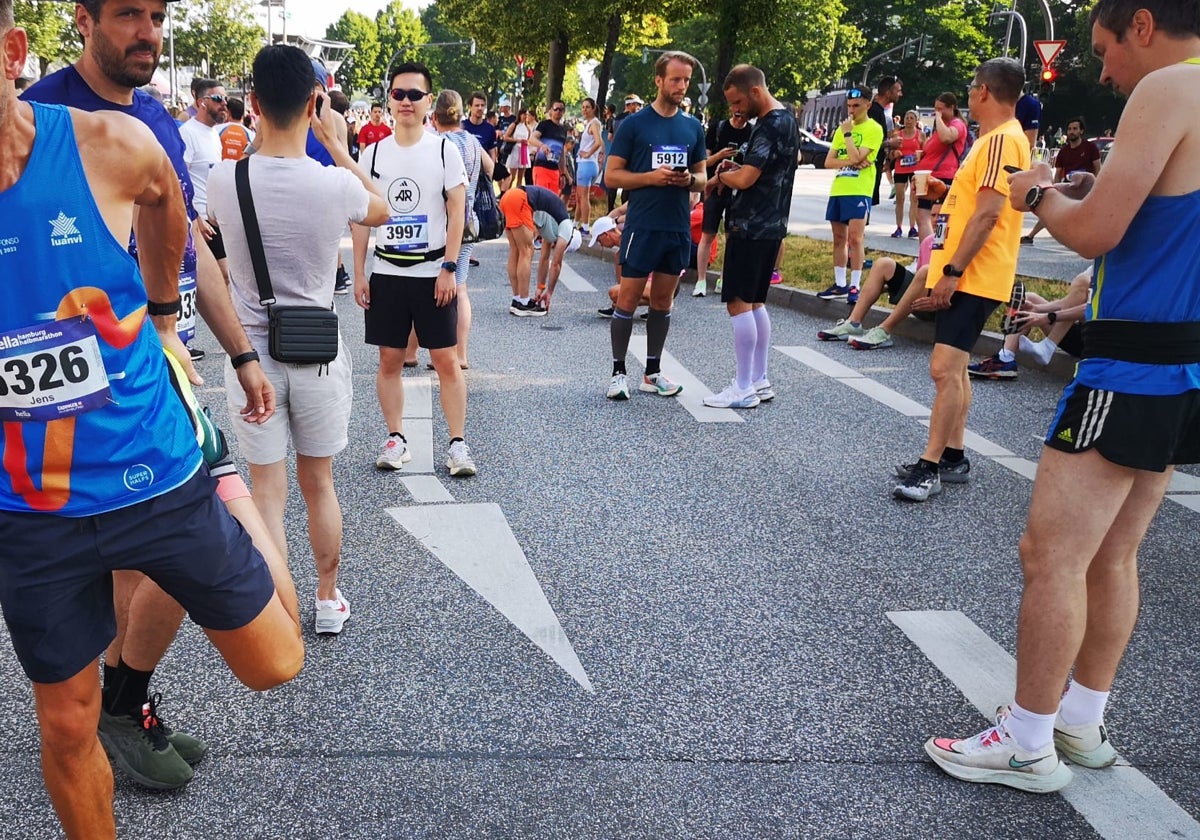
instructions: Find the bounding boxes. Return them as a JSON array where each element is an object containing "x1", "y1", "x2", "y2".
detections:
[
  {"x1": 446, "y1": 439, "x2": 477, "y2": 476},
  {"x1": 639, "y1": 372, "x2": 682, "y2": 396},
  {"x1": 606, "y1": 373, "x2": 630, "y2": 400},
  {"x1": 314, "y1": 588, "x2": 350, "y2": 635},
  {"x1": 376, "y1": 435, "x2": 411, "y2": 470},
  {"x1": 692, "y1": 280, "x2": 707, "y2": 297},
  {"x1": 703, "y1": 381, "x2": 760, "y2": 409},
  {"x1": 752, "y1": 377, "x2": 775, "y2": 402},
  {"x1": 925, "y1": 706, "x2": 1073, "y2": 793},
  {"x1": 1053, "y1": 716, "x2": 1118, "y2": 768}
]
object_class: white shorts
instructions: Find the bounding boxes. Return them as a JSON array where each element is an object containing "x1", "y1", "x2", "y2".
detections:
[{"x1": 224, "y1": 337, "x2": 353, "y2": 464}]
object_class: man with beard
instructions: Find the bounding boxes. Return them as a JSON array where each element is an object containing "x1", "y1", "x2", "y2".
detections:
[{"x1": 23, "y1": 0, "x2": 276, "y2": 791}]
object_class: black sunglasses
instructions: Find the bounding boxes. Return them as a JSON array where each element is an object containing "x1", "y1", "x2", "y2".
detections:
[
  {"x1": 390, "y1": 88, "x2": 429, "y2": 102},
  {"x1": 203, "y1": 94, "x2": 226, "y2": 104},
  {"x1": 551, "y1": 106, "x2": 564, "y2": 112}
]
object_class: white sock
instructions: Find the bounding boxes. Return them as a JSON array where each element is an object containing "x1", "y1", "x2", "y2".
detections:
[
  {"x1": 850, "y1": 269, "x2": 862, "y2": 287},
  {"x1": 1019, "y1": 334, "x2": 1057, "y2": 365},
  {"x1": 998, "y1": 348, "x2": 1016, "y2": 363},
  {"x1": 1005, "y1": 702, "x2": 1056, "y2": 752},
  {"x1": 834, "y1": 266, "x2": 847, "y2": 287},
  {"x1": 1058, "y1": 679, "x2": 1110, "y2": 725}
]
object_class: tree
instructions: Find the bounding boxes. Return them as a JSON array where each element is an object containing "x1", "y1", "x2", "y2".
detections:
[
  {"x1": 327, "y1": 11, "x2": 381, "y2": 95},
  {"x1": 171, "y1": 0, "x2": 264, "y2": 80},
  {"x1": 419, "y1": 3, "x2": 514, "y2": 107},
  {"x1": 375, "y1": 0, "x2": 428, "y2": 90},
  {"x1": 16, "y1": 0, "x2": 78, "y2": 77}
]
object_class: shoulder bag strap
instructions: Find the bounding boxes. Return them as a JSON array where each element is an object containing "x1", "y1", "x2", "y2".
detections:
[{"x1": 234, "y1": 157, "x2": 275, "y2": 307}]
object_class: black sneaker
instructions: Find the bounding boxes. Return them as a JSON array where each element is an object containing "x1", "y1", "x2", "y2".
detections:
[
  {"x1": 597, "y1": 306, "x2": 614, "y2": 318},
  {"x1": 893, "y1": 462, "x2": 942, "y2": 502},
  {"x1": 334, "y1": 266, "x2": 350, "y2": 295},
  {"x1": 895, "y1": 457, "x2": 971, "y2": 484},
  {"x1": 97, "y1": 694, "x2": 194, "y2": 790},
  {"x1": 188, "y1": 346, "x2": 205, "y2": 361}
]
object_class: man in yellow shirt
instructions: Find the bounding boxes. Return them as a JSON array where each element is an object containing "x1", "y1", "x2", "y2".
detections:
[{"x1": 894, "y1": 57, "x2": 1031, "y2": 501}]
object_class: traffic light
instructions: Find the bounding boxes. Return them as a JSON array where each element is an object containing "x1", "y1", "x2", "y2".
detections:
[{"x1": 1040, "y1": 67, "x2": 1058, "y2": 84}]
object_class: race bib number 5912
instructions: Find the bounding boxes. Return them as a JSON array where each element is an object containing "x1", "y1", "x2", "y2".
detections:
[
  {"x1": 0, "y1": 319, "x2": 111, "y2": 422},
  {"x1": 651, "y1": 145, "x2": 687, "y2": 169}
]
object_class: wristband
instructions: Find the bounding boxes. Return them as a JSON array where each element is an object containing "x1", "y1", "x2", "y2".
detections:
[
  {"x1": 843, "y1": 132, "x2": 853, "y2": 138},
  {"x1": 230, "y1": 350, "x2": 260, "y2": 370},
  {"x1": 146, "y1": 298, "x2": 182, "y2": 317}
]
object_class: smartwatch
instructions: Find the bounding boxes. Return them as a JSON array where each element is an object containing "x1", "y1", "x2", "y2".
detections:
[
  {"x1": 942, "y1": 264, "x2": 965, "y2": 278},
  {"x1": 1047, "y1": 310, "x2": 1058, "y2": 325},
  {"x1": 440, "y1": 260, "x2": 458, "y2": 272},
  {"x1": 1026, "y1": 184, "x2": 1048, "y2": 210}
]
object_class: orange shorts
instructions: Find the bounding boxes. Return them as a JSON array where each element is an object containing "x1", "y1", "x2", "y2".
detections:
[
  {"x1": 499, "y1": 187, "x2": 535, "y2": 231},
  {"x1": 530, "y1": 166, "x2": 560, "y2": 193}
]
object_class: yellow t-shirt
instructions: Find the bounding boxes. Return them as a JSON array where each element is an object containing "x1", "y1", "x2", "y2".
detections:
[
  {"x1": 927, "y1": 118, "x2": 1031, "y2": 301},
  {"x1": 829, "y1": 119, "x2": 884, "y2": 198}
]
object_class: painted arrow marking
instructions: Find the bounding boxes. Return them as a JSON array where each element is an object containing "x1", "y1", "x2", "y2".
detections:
[{"x1": 387, "y1": 502, "x2": 593, "y2": 692}]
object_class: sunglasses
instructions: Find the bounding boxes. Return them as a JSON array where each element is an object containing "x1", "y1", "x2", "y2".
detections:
[
  {"x1": 390, "y1": 88, "x2": 429, "y2": 102},
  {"x1": 551, "y1": 106, "x2": 564, "y2": 112},
  {"x1": 202, "y1": 94, "x2": 227, "y2": 104},
  {"x1": 846, "y1": 89, "x2": 866, "y2": 100}
]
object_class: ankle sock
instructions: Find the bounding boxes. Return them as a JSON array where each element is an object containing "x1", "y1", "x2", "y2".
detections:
[
  {"x1": 1058, "y1": 679, "x2": 1110, "y2": 725},
  {"x1": 104, "y1": 658, "x2": 153, "y2": 717},
  {"x1": 1006, "y1": 702, "x2": 1056, "y2": 752},
  {"x1": 941, "y1": 447, "x2": 964, "y2": 464},
  {"x1": 998, "y1": 348, "x2": 1016, "y2": 363}
]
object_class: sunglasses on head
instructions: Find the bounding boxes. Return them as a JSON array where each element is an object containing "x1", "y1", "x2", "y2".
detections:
[
  {"x1": 846, "y1": 89, "x2": 866, "y2": 100},
  {"x1": 203, "y1": 94, "x2": 226, "y2": 104},
  {"x1": 390, "y1": 88, "x2": 429, "y2": 102}
]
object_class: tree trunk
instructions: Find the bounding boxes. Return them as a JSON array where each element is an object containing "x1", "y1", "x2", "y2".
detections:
[
  {"x1": 595, "y1": 13, "x2": 622, "y2": 113},
  {"x1": 546, "y1": 31, "x2": 569, "y2": 106},
  {"x1": 712, "y1": 1, "x2": 742, "y2": 119}
]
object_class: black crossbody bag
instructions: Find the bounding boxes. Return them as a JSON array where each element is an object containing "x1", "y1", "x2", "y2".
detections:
[{"x1": 234, "y1": 157, "x2": 339, "y2": 366}]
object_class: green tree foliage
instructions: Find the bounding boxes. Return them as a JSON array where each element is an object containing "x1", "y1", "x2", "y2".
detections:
[
  {"x1": 171, "y1": 0, "x2": 265, "y2": 80},
  {"x1": 16, "y1": 0, "x2": 78, "y2": 76},
  {"x1": 374, "y1": 0, "x2": 429, "y2": 88},
  {"x1": 326, "y1": 10, "x2": 381, "y2": 95},
  {"x1": 419, "y1": 4, "x2": 514, "y2": 107}
]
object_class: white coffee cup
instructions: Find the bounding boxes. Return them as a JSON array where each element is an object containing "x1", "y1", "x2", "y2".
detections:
[{"x1": 914, "y1": 170, "x2": 932, "y2": 196}]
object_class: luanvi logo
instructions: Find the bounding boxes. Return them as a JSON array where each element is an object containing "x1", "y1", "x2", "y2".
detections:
[{"x1": 49, "y1": 212, "x2": 83, "y2": 247}]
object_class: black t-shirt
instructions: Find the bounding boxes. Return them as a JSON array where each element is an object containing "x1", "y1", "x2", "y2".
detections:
[
  {"x1": 867, "y1": 101, "x2": 890, "y2": 163},
  {"x1": 704, "y1": 118, "x2": 754, "y2": 178},
  {"x1": 533, "y1": 119, "x2": 568, "y2": 170},
  {"x1": 727, "y1": 108, "x2": 799, "y2": 240}
]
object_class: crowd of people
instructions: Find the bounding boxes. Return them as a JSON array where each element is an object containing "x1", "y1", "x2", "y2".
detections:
[{"x1": 2, "y1": 0, "x2": 1199, "y2": 836}]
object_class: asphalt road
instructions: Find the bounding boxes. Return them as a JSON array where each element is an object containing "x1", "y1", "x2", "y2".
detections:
[{"x1": 0, "y1": 237, "x2": 1196, "y2": 839}]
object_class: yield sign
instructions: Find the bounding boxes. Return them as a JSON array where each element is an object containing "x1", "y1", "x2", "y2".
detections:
[{"x1": 1034, "y1": 40, "x2": 1066, "y2": 67}]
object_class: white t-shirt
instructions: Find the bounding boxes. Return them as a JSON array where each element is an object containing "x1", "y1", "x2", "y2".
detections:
[
  {"x1": 362, "y1": 131, "x2": 467, "y2": 278},
  {"x1": 207, "y1": 156, "x2": 371, "y2": 336},
  {"x1": 178, "y1": 118, "x2": 222, "y2": 216}
]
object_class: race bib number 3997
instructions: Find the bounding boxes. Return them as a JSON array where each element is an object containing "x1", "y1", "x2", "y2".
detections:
[
  {"x1": 651, "y1": 145, "x2": 688, "y2": 169},
  {"x1": 382, "y1": 214, "x2": 430, "y2": 253},
  {"x1": 0, "y1": 319, "x2": 111, "y2": 422}
]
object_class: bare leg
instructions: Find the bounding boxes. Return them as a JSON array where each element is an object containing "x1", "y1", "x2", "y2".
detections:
[
  {"x1": 848, "y1": 258, "x2": 896, "y2": 323},
  {"x1": 429, "y1": 346, "x2": 467, "y2": 439},
  {"x1": 404, "y1": 327, "x2": 418, "y2": 366},
  {"x1": 248, "y1": 461, "x2": 289, "y2": 569},
  {"x1": 456, "y1": 286, "x2": 471, "y2": 367},
  {"x1": 377, "y1": 347, "x2": 407, "y2": 435},
  {"x1": 921, "y1": 343, "x2": 970, "y2": 462},
  {"x1": 878, "y1": 266, "x2": 930, "y2": 332},
  {"x1": 295, "y1": 454, "x2": 342, "y2": 602}
]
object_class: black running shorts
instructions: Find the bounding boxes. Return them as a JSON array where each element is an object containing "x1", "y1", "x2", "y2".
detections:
[
  {"x1": 886, "y1": 262, "x2": 914, "y2": 305},
  {"x1": 365, "y1": 274, "x2": 458, "y2": 350},
  {"x1": 721, "y1": 237, "x2": 781, "y2": 305},
  {"x1": 933, "y1": 291, "x2": 999, "y2": 352}
]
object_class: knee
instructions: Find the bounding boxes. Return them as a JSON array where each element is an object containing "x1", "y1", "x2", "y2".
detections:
[
  {"x1": 928, "y1": 358, "x2": 961, "y2": 387},
  {"x1": 243, "y1": 647, "x2": 304, "y2": 692},
  {"x1": 36, "y1": 695, "x2": 100, "y2": 754}
]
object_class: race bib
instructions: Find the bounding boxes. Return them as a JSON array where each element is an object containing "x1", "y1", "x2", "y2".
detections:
[
  {"x1": 0, "y1": 319, "x2": 112, "y2": 422},
  {"x1": 836, "y1": 167, "x2": 861, "y2": 178},
  {"x1": 177, "y1": 270, "x2": 197, "y2": 343},
  {"x1": 651, "y1": 145, "x2": 688, "y2": 169},
  {"x1": 900, "y1": 154, "x2": 917, "y2": 167},
  {"x1": 381, "y1": 215, "x2": 430, "y2": 253},
  {"x1": 932, "y1": 213, "x2": 949, "y2": 250}
]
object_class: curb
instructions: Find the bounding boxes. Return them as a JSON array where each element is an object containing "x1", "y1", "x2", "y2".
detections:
[{"x1": 579, "y1": 244, "x2": 1077, "y2": 381}]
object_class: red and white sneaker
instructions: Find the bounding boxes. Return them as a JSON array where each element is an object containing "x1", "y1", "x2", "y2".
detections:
[
  {"x1": 925, "y1": 706, "x2": 1073, "y2": 793},
  {"x1": 315, "y1": 589, "x2": 351, "y2": 635}
]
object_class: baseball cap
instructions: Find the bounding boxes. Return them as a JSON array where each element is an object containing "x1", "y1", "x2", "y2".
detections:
[
  {"x1": 311, "y1": 58, "x2": 332, "y2": 90},
  {"x1": 566, "y1": 229, "x2": 582, "y2": 253},
  {"x1": 588, "y1": 215, "x2": 617, "y2": 247},
  {"x1": 624, "y1": 94, "x2": 643, "y2": 106}
]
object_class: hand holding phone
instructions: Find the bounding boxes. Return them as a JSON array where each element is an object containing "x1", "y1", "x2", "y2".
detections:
[{"x1": 1003, "y1": 165, "x2": 1023, "y2": 174}]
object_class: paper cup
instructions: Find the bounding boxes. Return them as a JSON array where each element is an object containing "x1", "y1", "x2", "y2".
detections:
[{"x1": 914, "y1": 170, "x2": 932, "y2": 196}]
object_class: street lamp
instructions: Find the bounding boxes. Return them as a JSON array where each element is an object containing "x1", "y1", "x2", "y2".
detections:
[
  {"x1": 641, "y1": 47, "x2": 709, "y2": 118},
  {"x1": 380, "y1": 41, "x2": 477, "y2": 95},
  {"x1": 260, "y1": 0, "x2": 285, "y2": 45}
]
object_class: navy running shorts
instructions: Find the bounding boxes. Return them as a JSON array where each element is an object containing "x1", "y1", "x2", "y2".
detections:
[
  {"x1": 825, "y1": 195, "x2": 871, "y2": 224},
  {"x1": 618, "y1": 228, "x2": 691, "y2": 280},
  {"x1": 0, "y1": 468, "x2": 276, "y2": 684},
  {"x1": 933, "y1": 291, "x2": 999, "y2": 353},
  {"x1": 364, "y1": 274, "x2": 458, "y2": 350}
]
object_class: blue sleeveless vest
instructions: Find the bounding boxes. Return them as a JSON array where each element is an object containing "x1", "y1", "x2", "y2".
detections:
[{"x1": 0, "y1": 103, "x2": 201, "y2": 515}]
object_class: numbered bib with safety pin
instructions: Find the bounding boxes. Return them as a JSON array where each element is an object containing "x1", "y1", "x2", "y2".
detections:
[
  {"x1": 900, "y1": 154, "x2": 917, "y2": 167},
  {"x1": 0, "y1": 319, "x2": 112, "y2": 422},
  {"x1": 177, "y1": 270, "x2": 198, "y2": 342},
  {"x1": 651, "y1": 145, "x2": 688, "y2": 169},
  {"x1": 932, "y1": 214, "x2": 949, "y2": 250},
  {"x1": 381, "y1": 215, "x2": 430, "y2": 253}
]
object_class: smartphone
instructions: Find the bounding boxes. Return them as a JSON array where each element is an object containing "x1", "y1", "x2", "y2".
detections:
[
  {"x1": 1003, "y1": 164, "x2": 1022, "y2": 174},
  {"x1": 315, "y1": 96, "x2": 324, "y2": 117},
  {"x1": 672, "y1": 165, "x2": 689, "y2": 173}
]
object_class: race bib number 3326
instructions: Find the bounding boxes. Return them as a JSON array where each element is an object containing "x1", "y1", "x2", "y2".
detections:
[{"x1": 0, "y1": 319, "x2": 111, "y2": 422}]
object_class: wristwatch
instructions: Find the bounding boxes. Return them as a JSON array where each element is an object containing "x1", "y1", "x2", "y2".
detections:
[
  {"x1": 230, "y1": 350, "x2": 260, "y2": 370},
  {"x1": 1047, "y1": 310, "x2": 1058, "y2": 325},
  {"x1": 942, "y1": 264, "x2": 965, "y2": 278},
  {"x1": 440, "y1": 260, "x2": 458, "y2": 272},
  {"x1": 1026, "y1": 184, "x2": 1048, "y2": 210}
]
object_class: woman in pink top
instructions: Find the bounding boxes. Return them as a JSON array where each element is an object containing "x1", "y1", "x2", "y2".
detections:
[
  {"x1": 890, "y1": 110, "x2": 924, "y2": 239},
  {"x1": 917, "y1": 92, "x2": 968, "y2": 240}
]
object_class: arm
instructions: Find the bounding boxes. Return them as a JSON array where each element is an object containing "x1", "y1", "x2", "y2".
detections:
[
  {"x1": 313, "y1": 93, "x2": 388, "y2": 226},
  {"x1": 934, "y1": 112, "x2": 961, "y2": 145},
  {"x1": 918, "y1": 188, "x2": 1007, "y2": 309},
  {"x1": 603, "y1": 154, "x2": 692, "y2": 191},
  {"x1": 437, "y1": 184, "x2": 466, "y2": 307},
  {"x1": 539, "y1": 240, "x2": 568, "y2": 307},
  {"x1": 715, "y1": 163, "x2": 761, "y2": 191},
  {"x1": 351, "y1": 222, "x2": 373, "y2": 310},
  {"x1": 479, "y1": 149, "x2": 495, "y2": 178}
]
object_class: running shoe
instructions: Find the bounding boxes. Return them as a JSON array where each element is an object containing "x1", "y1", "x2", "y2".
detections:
[
  {"x1": 752, "y1": 377, "x2": 775, "y2": 402},
  {"x1": 908, "y1": 227, "x2": 918, "y2": 238},
  {"x1": 925, "y1": 706, "x2": 1074, "y2": 794},
  {"x1": 895, "y1": 456, "x2": 971, "y2": 484},
  {"x1": 446, "y1": 439, "x2": 477, "y2": 476},
  {"x1": 468, "y1": 257, "x2": 480, "y2": 267},
  {"x1": 315, "y1": 588, "x2": 351, "y2": 634},
  {"x1": 817, "y1": 319, "x2": 863, "y2": 342},
  {"x1": 1053, "y1": 716, "x2": 1118, "y2": 769},
  {"x1": 714, "y1": 276, "x2": 723, "y2": 293},
  {"x1": 968, "y1": 355, "x2": 1019, "y2": 380},
  {"x1": 97, "y1": 696, "x2": 194, "y2": 790},
  {"x1": 606, "y1": 373, "x2": 630, "y2": 400},
  {"x1": 849, "y1": 326, "x2": 893, "y2": 350},
  {"x1": 188, "y1": 346, "x2": 205, "y2": 361},
  {"x1": 693, "y1": 280, "x2": 707, "y2": 297},
  {"x1": 1020, "y1": 234, "x2": 1035, "y2": 245},
  {"x1": 893, "y1": 461, "x2": 942, "y2": 501},
  {"x1": 846, "y1": 285, "x2": 859, "y2": 304},
  {"x1": 334, "y1": 266, "x2": 350, "y2": 295},
  {"x1": 376, "y1": 435, "x2": 412, "y2": 470},
  {"x1": 816, "y1": 284, "x2": 850, "y2": 300},
  {"x1": 770, "y1": 270, "x2": 783, "y2": 285},
  {"x1": 597, "y1": 306, "x2": 615, "y2": 318},
  {"x1": 639, "y1": 372, "x2": 682, "y2": 397},
  {"x1": 703, "y1": 382, "x2": 760, "y2": 409},
  {"x1": 890, "y1": 227, "x2": 903, "y2": 238},
  {"x1": 528, "y1": 300, "x2": 548, "y2": 317}
]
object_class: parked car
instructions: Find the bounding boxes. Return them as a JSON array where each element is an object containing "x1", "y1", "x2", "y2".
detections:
[
  {"x1": 1091, "y1": 136, "x2": 1114, "y2": 163},
  {"x1": 797, "y1": 128, "x2": 831, "y2": 168}
]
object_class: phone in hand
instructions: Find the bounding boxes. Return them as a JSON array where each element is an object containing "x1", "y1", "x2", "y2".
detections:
[
  {"x1": 315, "y1": 95, "x2": 324, "y2": 117},
  {"x1": 1003, "y1": 165, "x2": 1022, "y2": 174},
  {"x1": 672, "y1": 165, "x2": 689, "y2": 173}
]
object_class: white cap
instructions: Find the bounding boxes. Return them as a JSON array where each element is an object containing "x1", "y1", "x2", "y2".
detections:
[
  {"x1": 566, "y1": 228, "x2": 583, "y2": 253},
  {"x1": 588, "y1": 215, "x2": 618, "y2": 247},
  {"x1": 625, "y1": 94, "x2": 643, "y2": 106}
]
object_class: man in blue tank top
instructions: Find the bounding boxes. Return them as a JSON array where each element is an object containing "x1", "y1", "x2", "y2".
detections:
[
  {"x1": 0, "y1": 6, "x2": 303, "y2": 835},
  {"x1": 20, "y1": 0, "x2": 283, "y2": 794},
  {"x1": 927, "y1": 0, "x2": 1200, "y2": 795},
  {"x1": 603, "y1": 51, "x2": 706, "y2": 401}
]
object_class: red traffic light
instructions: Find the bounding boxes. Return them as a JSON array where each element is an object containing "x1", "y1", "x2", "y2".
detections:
[
  {"x1": 1040, "y1": 67, "x2": 1058, "y2": 83},
  {"x1": 525, "y1": 69, "x2": 534, "y2": 79}
]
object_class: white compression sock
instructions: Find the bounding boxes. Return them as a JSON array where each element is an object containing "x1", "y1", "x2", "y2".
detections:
[
  {"x1": 834, "y1": 266, "x2": 847, "y2": 287},
  {"x1": 850, "y1": 269, "x2": 862, "y2": 287},
  {"x1": 1058, "y1": 679, "x2": 1110, "y2": 725}
]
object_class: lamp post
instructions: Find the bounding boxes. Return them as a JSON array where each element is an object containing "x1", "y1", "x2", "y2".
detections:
[{"x1": 260, "y1": 0, "x2": 285, "y2": 45}]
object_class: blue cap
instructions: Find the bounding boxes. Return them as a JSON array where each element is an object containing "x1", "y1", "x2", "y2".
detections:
[{"x1": 311, "y1": 58, "x2": 331, "y2": 90}]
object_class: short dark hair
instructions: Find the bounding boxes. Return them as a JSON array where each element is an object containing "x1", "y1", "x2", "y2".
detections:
[
  {"x1": 654, "y1": 51, "x2": 696, "y2": 78},
  {"x1": 1067, "y1": 116, "x2": 1086, "y2": 131},
  {"x1": 192, "y1": 78, "x2": 220, "y2": 101},
  {"x1": 370, "y1": 102, "x2": 383, "y2": 111},
  {"x1": 724, "y1": 64, "x2": 766, "y2": 95},
  {"x1": 469, "y1": 90, "x2": 487, "y2": 105},
  {"x1": 975, "y1": 57, "x2": 1025, "y2": 105},
  {"x1": 226, "y1": 96, "x2": 246, "y2": 120},
  {"x1": 876, "y1": 75, "x2": 898, "y2": 93},
  {"x1": 1089, "y1": 0, "x2": 1200, "y2": 40},
  {"x1": 0, "y1": 0, "x2": 13, "y2": 29},
  {"x1": 77, "y1": 0, "x2": 103, "y2": 21},
  {"x1": 328, "y1": 89, "x2": 349, "y2": 115},
  {"x1": 251, "y1": 45, "x2": 314, "y2": 127},
  {"x1": 389, "y1": 61, "x2": 432, "y2": 94}
]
